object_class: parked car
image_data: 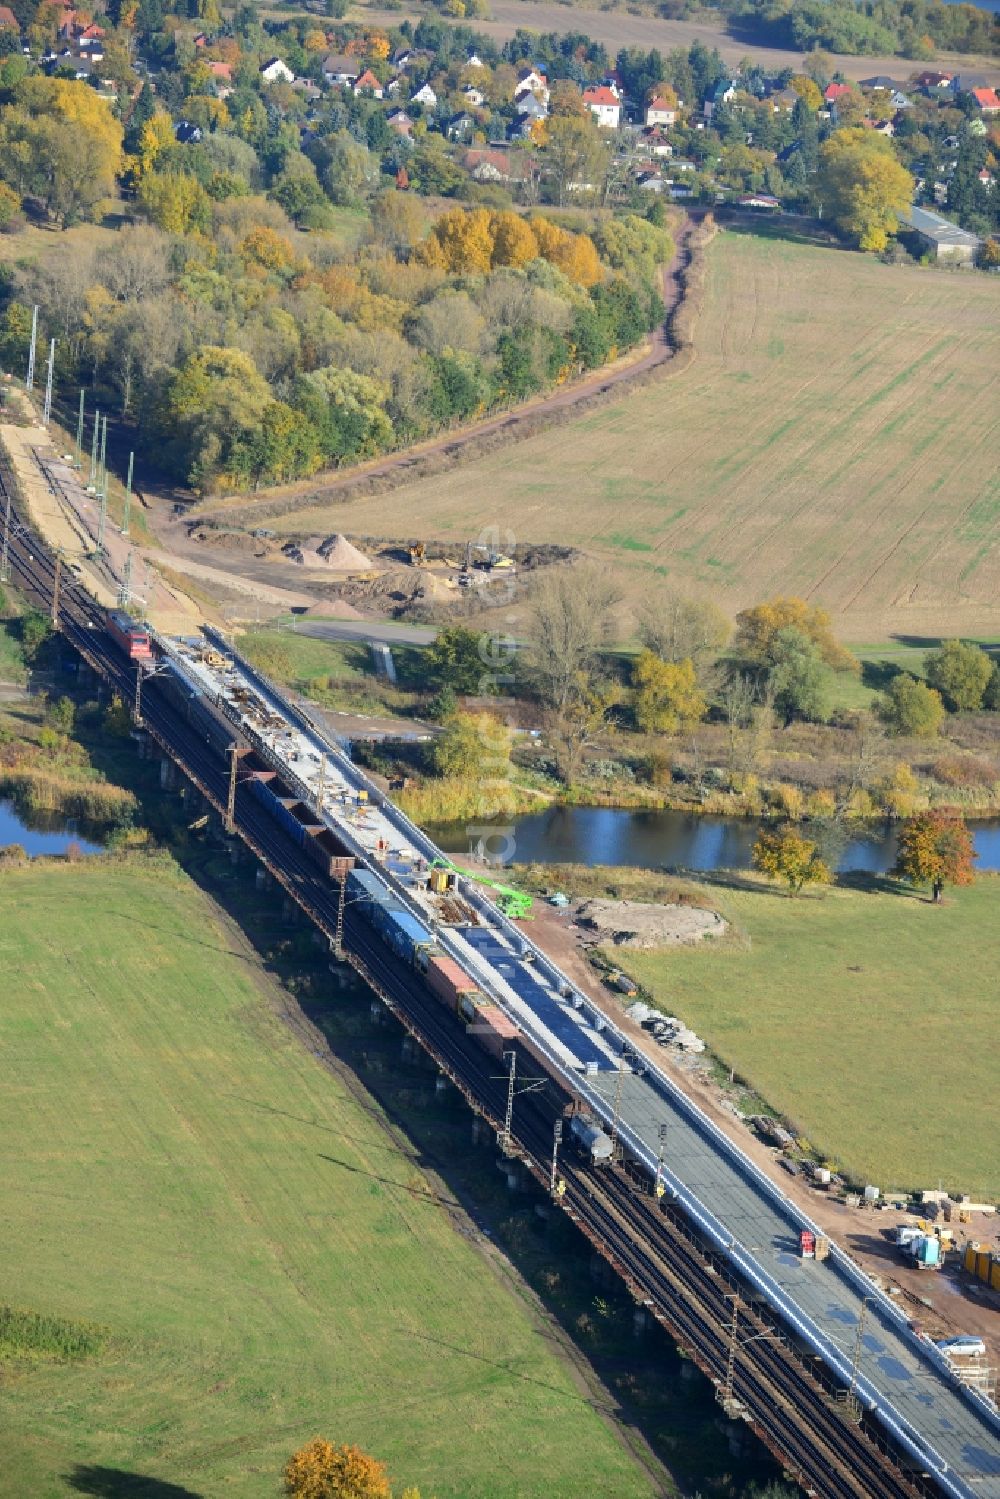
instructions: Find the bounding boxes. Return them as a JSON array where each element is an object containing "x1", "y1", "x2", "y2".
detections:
[{"x1": 937, "y1": 1336, "x2": 986, "y2": 1358}]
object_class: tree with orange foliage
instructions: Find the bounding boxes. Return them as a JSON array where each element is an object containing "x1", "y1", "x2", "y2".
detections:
[
  {"x1": 284, "y1": 1439, "x2": 392, "y2": 1499},
  {"x1": 893, "y1": 811, "x2": 976, "y2": 903},
  {"x1": 239, "y1": 224, "x2": 296, "y2": 271},
  {"x1": 532, "y1": 217, "x2": 602, "y2": 287},
  {"x1": 734, "y1": 597, "x2": 857, "y2": 674}
]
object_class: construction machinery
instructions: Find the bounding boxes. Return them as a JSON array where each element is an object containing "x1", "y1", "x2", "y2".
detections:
[
  {"x1": 408, "y1": 542, "x2": 426, "y2": 566},
  {"x1": 428, "y1": 857, "x2": 533, "y2": 920},
  {"x1": 458, "y1": 541, "x2": 516, "y2": 587}
]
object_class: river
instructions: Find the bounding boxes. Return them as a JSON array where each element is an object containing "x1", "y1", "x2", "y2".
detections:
[
  {"x1": 0, "y1": 799, "x2": 103, "y2": 857},
  {"x1": 430, "y1": 805, "x2": 1000, "y2": 874}
]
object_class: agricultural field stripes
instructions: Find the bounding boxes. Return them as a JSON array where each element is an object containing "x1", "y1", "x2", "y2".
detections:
[{"x1": 290, "y1": 234, "x2": 1000, "y2": 642}]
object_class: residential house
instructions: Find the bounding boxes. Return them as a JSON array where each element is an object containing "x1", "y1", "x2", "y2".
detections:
[
  {"x1": 260, "y1": 57, "x2": 294, "y2": 85},
  {"x1": 0, "y1": 4, "x2": 18, "y2": 28},
  {"x1": 641, "y1": 126, "x2": 673, "y2": 157},
  {"x1": 466, "y1": 52, "x2": 484, "y2": 68},
  {"x1": 387, "y1": 109, "x2": 414, "y2": 137},
  {"x1": 899, "y1": 203, "x2": 980, "y2": 263},
  {"x1": 462, "y1": 146, "x2": 511, "y2": 182},
  {"x1": 582, "y1": 84, "x2": 621, "y2": 128},
  {"x1": 645, "y1": 95, "x2": 676, "y2": 127},
  {"x1": 516, "y1": 66, "x2": 548, "y2": 102},
  {"x1": 737, "y1": 192, "x2": 780, "y2": 210},
  {"x1": 353, "y1": 68, "x2": 383, "y2": 98},
  {"x1": 322, "y1": 54, "x2": 357, "y2": 87},
  {"x1": 703, "y1": 77, "x2": 735, "y2": 119},
  {"x1": 769, "y1": 86, "x2": 798, "y2": 113},
  {"x1": 823, "y1": 82, "x2": 852, "y2": 106},
  {"x1": 290, "y1": 79, "x2": 321, "y2": 102},
  {"x1": 671, "y1": 158, "x2": 696, "y2": 173},
  {"x1": 635, "y1": 168, "x2": 665, "y2": 193},
  {"x1": 410, "y1": 82, "x2": 437, "y2": 108},
  {"x1": 463, "y1": 82, "x2": 485, "y2": 107},
  {"x1": 175, "y1": 119, "x2": 203, "y2": 143},
  {"x1": 978, "y1": 167, "x2": 995, "y2": 190},
  {"x1": 859, "y1": 74, "x2": 898, "y2": 91},
  {"x1": 515, "y1": 90, "x2": 547, "y2": 123},
  {"x1": 970, "y1": 87, "x2": 1000, "y2": 114},
  {"x1": 447, "y1": 111, "x2": 476, "y2": 141},
  {"x1": 912, "y1": 70, "x2": 952, "y2": 90}
]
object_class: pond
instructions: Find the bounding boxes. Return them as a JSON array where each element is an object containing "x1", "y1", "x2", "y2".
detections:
[
  {"x1": 430, "y1": 805, "x2": 1000, "y2": 875},
  {"x1": 0, "y1": 798, "x2": 104, "y2": 858}
]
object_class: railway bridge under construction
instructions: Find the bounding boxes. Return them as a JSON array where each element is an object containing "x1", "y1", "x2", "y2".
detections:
[{"x1": 3, "y1": 481, "x2": 1000, "y2": 1499}]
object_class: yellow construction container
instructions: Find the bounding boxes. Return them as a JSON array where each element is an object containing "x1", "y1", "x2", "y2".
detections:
[
  {"x1": 429, "y1": 867, "x2": 451, "y2": 893},
  {"x1": 965, "y1": 1243, "x2": 980, "y2": 1274},
  {"x1": 991, "y1": 1261, "x2": 1000, "y2": 1293},
  {"x1": 976, "y1": 1251, "x2": 992, "y2": 1283}
]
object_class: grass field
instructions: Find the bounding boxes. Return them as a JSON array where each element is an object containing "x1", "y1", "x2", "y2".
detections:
[
  {"x1": 623, "y1": 875, "x2": 1000, "y2": 1198},
  {"x1": 0, "y1": 859, "x2": 657, "y2": 1499},
  {"x1": 281, "y1": 234, "x2": 1000, "y2": 644}
]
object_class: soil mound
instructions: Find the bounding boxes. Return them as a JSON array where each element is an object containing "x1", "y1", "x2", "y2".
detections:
[
  {"x1": 301, "y1": 599, "x2": 363, "y2": 619},
  {"x1": 576, "y1": 899, "x2": 726, "y2": 949},
  {"x1": 318, "y1": 534, "x2": 374, "y2": 570}
]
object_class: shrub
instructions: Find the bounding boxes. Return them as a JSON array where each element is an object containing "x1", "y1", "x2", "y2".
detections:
[
  {"x1": 877, "y1": 674, "x2": 944, "y2": 738},
  {"x1": 930, "y1": 755, "x2": 997, "y2": 789}
]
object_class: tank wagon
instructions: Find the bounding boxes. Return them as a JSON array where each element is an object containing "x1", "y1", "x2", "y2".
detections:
[{"x1": 569, "y1": 1113, "x2": 614, "y2": 1164}]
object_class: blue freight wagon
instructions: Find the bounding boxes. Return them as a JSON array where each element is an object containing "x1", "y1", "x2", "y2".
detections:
[{"x1": 370, "y1": 902, "x2": 436, "y2": 965}]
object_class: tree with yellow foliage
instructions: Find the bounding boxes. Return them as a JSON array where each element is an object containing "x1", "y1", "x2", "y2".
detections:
[
  {"x1": 239, "y1": 224, "x2": 296, "y2": 271},
  {"x1": 138, "y1": 171, "x2": 211, "y2": 235},
  {"x1": 633, "y1": 652, "x2": 707, "y2": 733},
  {"x1": 284, "y1": 1439, "x2": 392, "y2": 1499},
  {"x1": 734, "y1": 597, "x2": 858, "y2": 673},
  {"x1": 136, "y1": 109, "x2": 174, "y2": 178},
  {"x1": 489, "y1": 210, "x2": 538, "y2": 268},
  {"x1": 789, "y1": 75, "x2": 822, "y2": 110},
  {"x1": 420, "y1": 206, "x2": 493, "y2": 274},
  {"x1": 818, "y1": 128, "x2": 912, "y2": 252},
  {"x1": 0, "y1": 76, "x2": 123, "y2": 225}
]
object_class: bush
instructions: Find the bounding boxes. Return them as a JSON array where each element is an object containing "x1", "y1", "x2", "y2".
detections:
[
  {"x1": 930, "y1": 755, "x2": 997, "y2": 789},
  {"x1": 877, "y1": 674, "x2": 944, "y2": 738}
]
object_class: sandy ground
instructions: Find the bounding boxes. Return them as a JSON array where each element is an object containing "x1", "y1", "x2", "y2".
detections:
[
  {"x1": 576, "y1": 898, "x2": 727, "y2": 948},
  {"x1": 521, "y1": 896, "x2": 1000, "y2": 1370},
  {"x1": 353, "y1": 0, "x2": 1000, "y2": 85},
  {"x1": 1, "y1": 399, "x2": 201, "y2": 635}
]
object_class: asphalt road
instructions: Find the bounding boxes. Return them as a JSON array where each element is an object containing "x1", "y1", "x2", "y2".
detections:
[{"x1": 292, "y1": 618, "x2": 438, "y2": 647}]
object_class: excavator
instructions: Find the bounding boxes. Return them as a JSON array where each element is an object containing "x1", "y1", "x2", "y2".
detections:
[
  {"x1": 457, "y1": 541, "x2": 516, "y2": 588},
  {"x1": 427, "y1": 857, "x2": 533, "y2": 920}
]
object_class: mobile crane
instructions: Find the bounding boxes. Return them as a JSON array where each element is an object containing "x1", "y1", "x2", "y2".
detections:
[{"x1": 428, "y1": 857, "x2": 533, "y2": 920}]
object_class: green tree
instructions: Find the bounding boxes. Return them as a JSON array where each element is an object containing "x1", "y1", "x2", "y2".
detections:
[
  {"x1": 752, "y1": 828, "x2": 832, "y2": 895},
  {"x1": 47, "y1": 694, "x2": 75, "y2": 732},
  {"x1": 877, "y1": 674, "x2": 945, "y2": 738},
  {"x1": 544, "y1": 114, "x2": 610, "y2": 207},
  {"x1": 638, "y1": 590, "x2": 729, "y2": 667},
  {"x1": 433, "y1": 710, "x2": 512, "y2": 778},
  {"x1": 426, "y1": 624, "x2": 488, "y2": 695},
  {"x1": 633, "y1": 652, "x2": 707, "y2": 733},
  {"x1": 20, "y1": 608, "x2": 52, "y2": 660},
  {"x1": 893, "y1": 810, "x2": 976, "y2": 902},
  {"x1": 767, "y1": 626, "x2": 834, "y2": 723},
  {"x1": 817, "y1": 129, "x2": 912, "y2": 252},
  {"x1": 138, "y1": 170, "x2": 211, "y2": 235},
  {"x1": 154, "y1": 345, "x2": 272, "y2": 492},
  {"x1": 984, "y1": 663, "x2": 1000, "y2": 711},
  {"x1": 923, "y1": 639, "x2": 992, "y2": 712}
]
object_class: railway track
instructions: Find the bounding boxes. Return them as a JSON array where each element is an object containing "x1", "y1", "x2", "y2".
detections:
[{"x1": 0, "y1": 480, "x2": 948, "y2": 1499}]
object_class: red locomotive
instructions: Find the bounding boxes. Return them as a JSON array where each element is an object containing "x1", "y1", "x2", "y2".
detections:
[{"x1": 106, "y1": 609, "x2": 153, "y2": 661}]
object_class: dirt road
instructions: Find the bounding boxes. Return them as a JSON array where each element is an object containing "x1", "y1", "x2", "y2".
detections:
[{"x1": 189, "y1": 214, "x2": 702, "y2": 531}]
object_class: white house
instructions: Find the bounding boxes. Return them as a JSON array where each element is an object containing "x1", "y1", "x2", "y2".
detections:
[
  {"x1": 463, "y1": 82, "x2": 485, "y2": 107},
  {"x1": 645, "y1": 95, "x2": 676, "y2": 127},
  {"x1": 516, "y1": 67, "x2": 548, "y2": 102},
  {"x1": 466, "y1": 52, "x2": 484, "y2": 68},
  {"x1": 322, "y1": 54, "x2": 357, "y2": 87},
  {"x1": 353, "y1": 68, "x2": 383, "y2": 98},
  {"x1": 260, "y1": 57, "x2": 294, "y2": 85},
  {"x1": 582, "y1": 85, "x2": 621, "y2": 129},
  {"x1": 411, "y1": 82, "x2": 437, "y2": 108}
]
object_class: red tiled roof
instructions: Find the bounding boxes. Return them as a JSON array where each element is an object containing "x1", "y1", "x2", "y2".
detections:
[
  {"x1": 583, "y1": 86, "x2": 619, "y2": 107},
  {"x1": 0, "y1": 4, "x2": 18, "y2": 24},
  {"x1": 824, "y1": 82, "x2": 852, "y2": 101},
  {"x1": 971, "y1": 87, "x2": 1000, "y2": 108}
]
